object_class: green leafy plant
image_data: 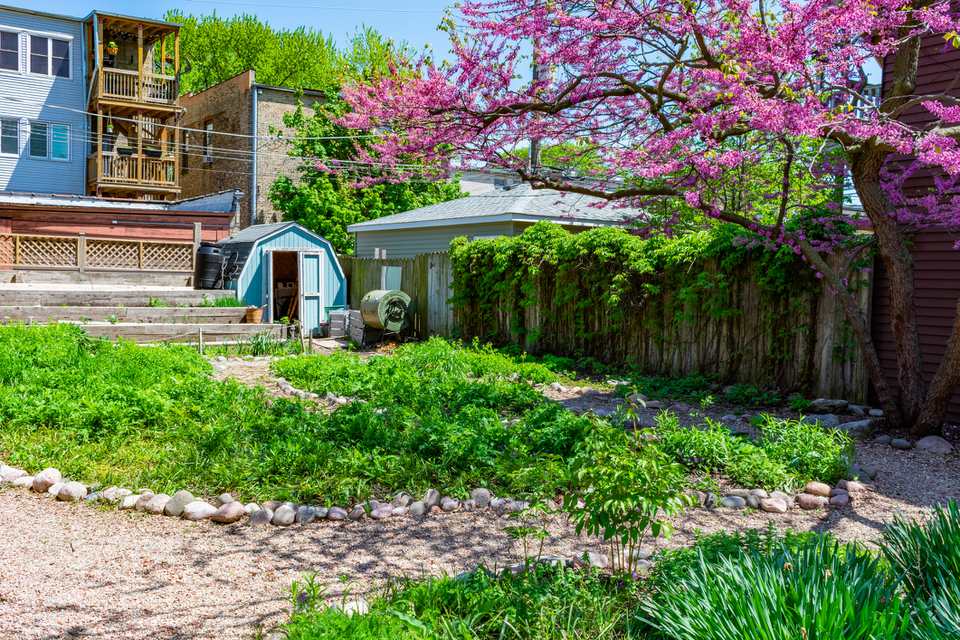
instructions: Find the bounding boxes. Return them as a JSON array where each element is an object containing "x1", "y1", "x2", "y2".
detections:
[
  {"x1": 563, "y1": 424, "x2": 692, "y2": 574},
  {"x1": 282, "y1": 563, "x2": 643, "y2": 640},
  {"x1": 642, "y1": 534, "x2": 911, "y2": 640},
  {"x1": 723, "y1": 383, "x2": 782, "y2": 407},
  {"x1": 755, "y1": 413, "x2": 853, "y2": 484},
  {"x1": 787, "y1": 392, "x2": 812, "y2": 412}
]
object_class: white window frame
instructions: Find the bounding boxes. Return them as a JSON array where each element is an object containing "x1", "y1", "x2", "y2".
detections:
[
  {"x1": 27, "y1": 34, "x2": 72, "y2": 80},
  {"x1": 203, "y1": 122, "x2": 214, "y2": 163},
  {"x1": 49, "y1": 123, "x2": 69, "y2": 161},
  {"x1": 28, "y1": 121, "x2": 70, "y2": 162},
  {"x1": 0, "y1": 24, "x2": 73, "y2": 80},
  {"x1": 0, "y1": 117, "x2": 19, "y2": 156},
  {"x1": 0, "y1": 29, "x2": 19, "y2": 73}
]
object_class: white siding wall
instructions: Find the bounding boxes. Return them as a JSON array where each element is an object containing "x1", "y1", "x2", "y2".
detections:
[
  {"x1": 0, "y1": 9, "x2": 86, "y2": 195},
  {"x1": 354, "y1": 222, "x2": 516, "y2": 258}
]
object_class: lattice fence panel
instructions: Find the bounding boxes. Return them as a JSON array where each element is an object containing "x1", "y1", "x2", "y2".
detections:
[
  {"x1": 0, "y1": 235, "x2": 13, "y2": 265},
  {"x1": 142, "y1": 242, "x2": 193, "y2": 271},
  {"x1": 87, "y1": 240, "x2": 140, "y2": 269},
  {"x1": 18, "y1": 236, "x2": 77, "y2": 268}
]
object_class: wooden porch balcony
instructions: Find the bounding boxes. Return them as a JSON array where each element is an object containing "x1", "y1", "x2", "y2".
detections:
[
  {"x1": 99, "y1": 68, "x2": 178, "y2": 108},
  {"x1": 87, "y1": 152, "x2": 180, "y2": 195}
]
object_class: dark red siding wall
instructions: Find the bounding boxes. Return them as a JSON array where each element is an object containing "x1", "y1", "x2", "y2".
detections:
[
  {"x1": 881, "y1": 33, "x2": 960, "y2": 196},
  {"x1": 872, "y1": 229, "x2": 960, "y2": 422},
  {"x1": 873, "y1": 31, "x2": 960, "y2": 422}
]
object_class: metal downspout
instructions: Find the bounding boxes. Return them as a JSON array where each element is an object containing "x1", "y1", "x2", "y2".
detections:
[{"x1": 250, "y1": 86, "x2": 259, "y2": 226}]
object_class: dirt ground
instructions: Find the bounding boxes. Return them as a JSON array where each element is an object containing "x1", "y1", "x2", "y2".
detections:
[{"x1": 1, "y1": 442, "x2": 956, "y2": 640}]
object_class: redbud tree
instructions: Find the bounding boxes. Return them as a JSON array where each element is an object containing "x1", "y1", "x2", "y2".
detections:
[{"x1": 340, "y1": 0, "x2": 960, "y2": 436}]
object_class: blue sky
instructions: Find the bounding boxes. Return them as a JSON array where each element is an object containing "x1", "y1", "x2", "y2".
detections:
[{"x1": 27, "y1": 0, "x2": 454, "y2": 55}]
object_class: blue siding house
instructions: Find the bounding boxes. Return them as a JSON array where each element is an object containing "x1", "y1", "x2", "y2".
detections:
[{"x1": 0, "y1": 5, "x2": 87, "y2": 195}]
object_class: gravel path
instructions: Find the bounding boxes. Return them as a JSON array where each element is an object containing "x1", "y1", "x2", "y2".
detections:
[{"x1": 2, "y1": 442, "x2": 956, "y2": 640}]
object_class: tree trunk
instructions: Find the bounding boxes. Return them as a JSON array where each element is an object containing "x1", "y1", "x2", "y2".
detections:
[
  {"x1": 915, "y1": 298, "x2": 960, "y2": 435},
  {"x1": 797, "y1": 240, "x2": 904, "y2": 427},
  {"x1": 850, "y1": 150, "x2": 927, "y2": 428}
]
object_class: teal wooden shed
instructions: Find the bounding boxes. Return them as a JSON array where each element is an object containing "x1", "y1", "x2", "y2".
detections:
[{"x1": 219, "y1": 223, "x2": 346, "y2": 336}]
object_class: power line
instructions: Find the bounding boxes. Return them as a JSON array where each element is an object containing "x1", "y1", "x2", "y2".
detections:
[{"x1": 0, "y1": 95, "x2": 375, "y2": 142}]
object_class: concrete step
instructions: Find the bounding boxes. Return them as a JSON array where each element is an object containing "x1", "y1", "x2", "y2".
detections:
[
  {"x1": 0, "y1": 284, "x2": 235, "y2": 307},
  {"x1": 0, "y1": 306, "x2": 248, "y2": 324},
  {"x1": 73, "y1": 322, "x2": 287, "y2": 344}
]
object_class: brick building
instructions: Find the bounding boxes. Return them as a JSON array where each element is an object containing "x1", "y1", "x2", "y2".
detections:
[{"x1": 180, "y1": 70, "x2": 322, "y2": 228}]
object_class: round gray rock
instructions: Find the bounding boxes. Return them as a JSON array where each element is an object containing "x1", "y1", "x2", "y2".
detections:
[
  {"x1": 370, "y1": 505, "x2": 393, "y2": 520},
  {"x1": 470, "y1": 488, "x2": 492, "y2": 508},
  {"x1": 804, "y1": 481, "x2": 831, "y2": 498},
  {"x1": 119, "y1": 494, "x2": 140, "y2": 510},
  {"x1": 134, "y1": 492, "x2": 156, "y2": 511},
  {"x1": 759, "y1": 497, "x2": 788, "y2": 513},
  {"x1": 12, "y1": 475, "x2": 34, "y2": 488},
  {"x1": 250, "y1": 508, "x2": 273, "y2": 526},
  {"x1": 916, "y1": 435, "x2": 953, "y2": 454},
  {"x1": 721, "y1": 495, "x2": 746, "y2": 509},
  {"x1": 391, "y1": 492, "x2": 412, "y2": 508},
  {"x1": 217, "y1": 493, "x2": 236, "y2": 506},
  {"x1": 440, "y1": 497, "x2": 460, "y2": 512},
  {"x1": 423, "y1": 489, "x2": 441, "y2": 509},
  {"x1": 272, "y1": 504, "x2": 297, "y2": 526},
  {"x1": 57, "y1": 481, "x2": 88, "y2": 502},
  {"x1": 32, "y1": 467, "x2": 62, "y2": 493},
  {"x1": 327, "y1": 506, "x2": 347, "y2": 520},
  {"x1": 164, "y1": 490, "x2": 195, "y2": 517},
  {"x1": 797, "y1": 493, "x2": 829, "y2": 510},
  {"x1": 891, "y1": 438, "x2": 913, "y2": 450},
  {"x1": 409, "y1": 501, "x2": 427, "y2": 517},
  {"x1": 144, "y1": 494, "x2": 172, "y2": 515},
  {"x1": 211, "y1": 501, "x2": 246, "y2": 524},
  {"x1": 829, "y1": 492, "x2": 850, "y2": 507},
  {"x1": 295, "y1": 505, "x2": 317, "y2": 524},
  {"x1": 348, "y1": 505, "x2": 366, "y2": 521},
  {"x1": 47, "y1": 482, "x2": 64, "y2": 497},
  {"x1": 181, "y1": 501, "x2": 218, "y2": 521}
]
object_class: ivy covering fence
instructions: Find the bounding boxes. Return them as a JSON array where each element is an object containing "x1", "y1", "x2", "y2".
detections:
[{"x1": 450, "y1": 222, "x2": 869, "y2": 400}]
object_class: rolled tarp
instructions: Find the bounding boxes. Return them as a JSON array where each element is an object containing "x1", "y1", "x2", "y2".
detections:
[{"x1": 360, "y1": 289, "x2": 411, "y2": 332}]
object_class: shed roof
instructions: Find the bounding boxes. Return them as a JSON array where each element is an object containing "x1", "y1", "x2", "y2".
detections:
[
  {"x1": 346, "y1": 184, "x2": 639, "y2": 232},
  {"x1": 218, "y1": 222, "x2": 298, "y2": 247}
]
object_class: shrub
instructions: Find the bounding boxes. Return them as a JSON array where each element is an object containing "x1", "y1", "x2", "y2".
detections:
[
  {"x1": 0, "y1": 326, "x2": 602, "y2": 504},
  {"x1": 564, "y1": 425, "x2": 692, "y2": 574},
  {"x1": 654, "y1": 413, "x2": 795, "y2": 491},
  {"x1": 755, "y1": 414, "x2": 853, "y2": 484},
  {"x1": 642, "y1": 534, "x2": 910, "y2": 640},
  {"x1": 283, "y1": 564, "x2": 644, "y2": 640},
  {"x1": 722, "y1": 383, "x2": 781, "y2": 407},
  {"x1": 620, "y1": 373, "x2": 715, "y2": 403}
]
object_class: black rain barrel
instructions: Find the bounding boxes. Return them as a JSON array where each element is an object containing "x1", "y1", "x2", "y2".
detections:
[{"x1": 194, "y1": 242, "x2": 223, "y2": 289}]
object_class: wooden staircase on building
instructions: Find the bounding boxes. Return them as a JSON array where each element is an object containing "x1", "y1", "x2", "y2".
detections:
[{"x1": 0, "y1": 284, "x2": 284, "y2": 345}]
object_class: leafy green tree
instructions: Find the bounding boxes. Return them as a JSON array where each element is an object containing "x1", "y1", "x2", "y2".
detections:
[
  {"x1": 166, "y1": 11, "x2": 346, "y2": 94},
  {"x1": 269, "y1": 32, "x2": 463, "y2": 255},
  {"x1": 270, "y1": 100, "x2": 463, "y2": 254}
]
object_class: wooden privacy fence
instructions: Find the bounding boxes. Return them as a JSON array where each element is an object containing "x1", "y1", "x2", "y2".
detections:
[
  {"x1": 340, "y1": 251, "x2": 870, "y2": 402},
  {"x1": 0, "y1": 233, "x2": 196, "y2": 273},
  {"x1": 338, "y1": 252, "x2": 455, "y2": 337}
]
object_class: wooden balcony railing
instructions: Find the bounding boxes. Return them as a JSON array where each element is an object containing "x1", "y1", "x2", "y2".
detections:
[
  {"x1": 88, "y1": 153, "x2": 178, "y2": 188},
  {"x1": 100, "y1": 68, "x2": 178, "y2": 106}
]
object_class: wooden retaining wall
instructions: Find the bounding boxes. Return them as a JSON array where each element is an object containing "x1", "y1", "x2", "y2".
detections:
[{"x1": 339, "y1": 252, "x2": 870, "y2": 401}]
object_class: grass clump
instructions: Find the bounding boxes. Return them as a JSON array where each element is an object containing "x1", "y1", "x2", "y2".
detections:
[
  {"x1": 643, "y1": 534, "x2": 910, "y2": 640},
  {"x1": 283, "y1": 564, "x2": 644, "y2": 640},
  {"x1": 883, "y1": 501, "x2": 960, "y2": 638},
  {"x1": 754, "y1": 413, "x2": 853, "y2": 484}
]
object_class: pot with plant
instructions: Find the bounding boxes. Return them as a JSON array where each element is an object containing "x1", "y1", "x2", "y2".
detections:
[{"x1": 105, "y1": 41, "x2": 118, "y2": 56}]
